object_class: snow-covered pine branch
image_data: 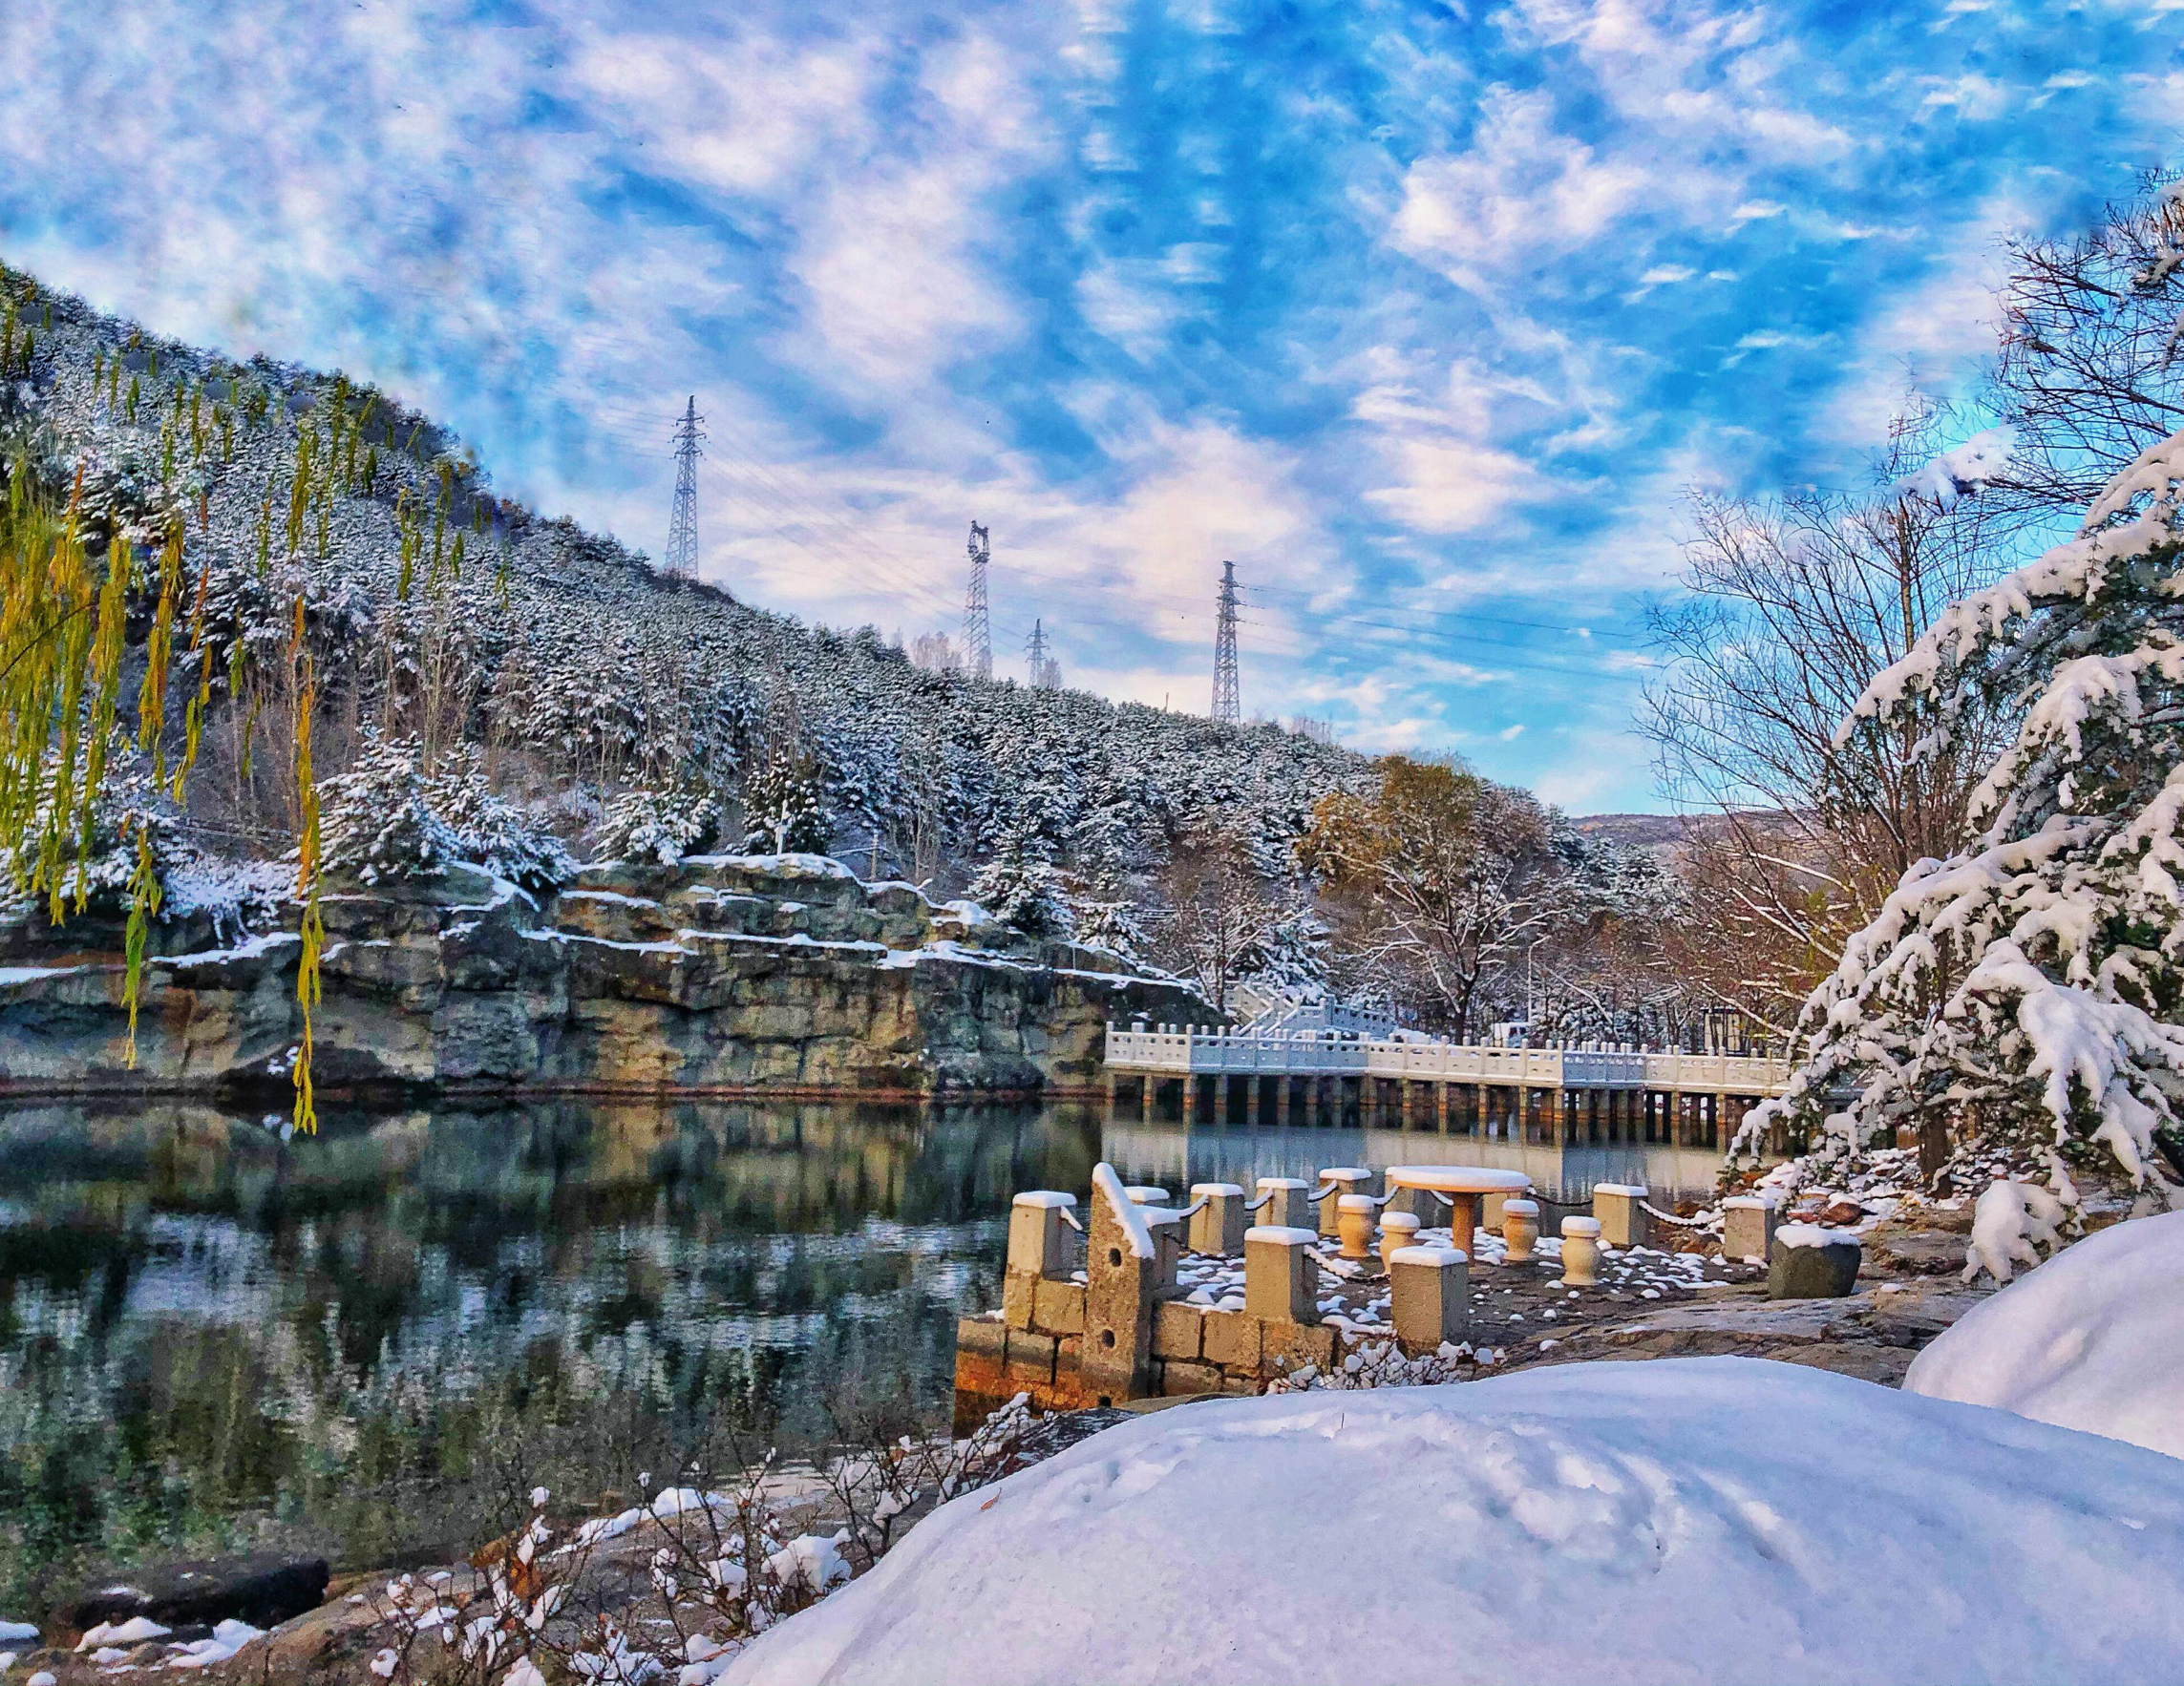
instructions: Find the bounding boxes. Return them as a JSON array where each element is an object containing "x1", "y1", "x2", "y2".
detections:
[{"x1": 1746, "y1": 429, "x2": 2184, "y2": 1199}]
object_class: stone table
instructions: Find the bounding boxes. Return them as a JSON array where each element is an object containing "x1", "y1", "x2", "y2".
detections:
[{"x1": 1384, "y1": 1165, "x2": 1534, "y2": 1260}]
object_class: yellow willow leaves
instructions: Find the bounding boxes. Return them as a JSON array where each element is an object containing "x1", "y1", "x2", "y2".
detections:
[
  {"x1": 291, "y1": 643, "x2": 323, "y2": 1136},
  {"x1": 136, "y1": 522, "x2": 182, "y2": 786}
]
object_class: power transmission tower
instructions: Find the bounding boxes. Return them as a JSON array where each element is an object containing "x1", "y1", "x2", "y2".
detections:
[
  {"x1": 962, "y1": 521, "x2": 992, "y2": 681},
  {"x1": 1211, "y1": 558, "x2": 1241, "y2": 724},
  {"x1": 666, "y1": 395, "x2": 706, "y2": 579},
  {"x1": 1027, "y1": 618, "x2": 1060, "y2": 689}
]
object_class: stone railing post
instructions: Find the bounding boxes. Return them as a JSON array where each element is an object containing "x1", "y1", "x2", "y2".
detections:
[
  {"x1": 1315, "y1": 1167, "x2": 1372, "y2": 1235},
  {"x1": 1004, "y1": 1191, "x2": 1078, "y2": 1329},
  {"x1": 1591, "y1": 1183, "x2": 1649, "y2": 1250},
  {"x1": 1188, "y1": 1183, "x2": 1246, "y2": 1255},
  {"x1": 1243, "y1": 1225, "x2": 1319, "y2": 1324},
  {"x1": 1085, "y1": 1164, "x2": 1160, "y2": 1402},
  {"x1": 1723, "y1": 1195, "x2": 1778, "y2": 1264},
  {"x1": 1256, "y1": 1176, "x2": 1312, "y2": 1231},
  {"x1": 1389, "y1": 1244, "x2": 1468, "y2": 1352}
]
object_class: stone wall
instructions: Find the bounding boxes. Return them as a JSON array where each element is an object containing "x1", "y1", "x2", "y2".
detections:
[{"x1": 0, "y1": 854, "x2": 1208, "y2": 1098}]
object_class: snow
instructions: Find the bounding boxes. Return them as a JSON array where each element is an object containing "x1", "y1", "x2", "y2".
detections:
[
  {"x1": 1243, "y1": 1225, "x2": 1316, "y2": 1247},
  {"x1": 1889, "y1": 427, "x2": 2013, "y2": 509},
  {"x1": 1092, "y1": 1164, "x2": 1155, "y2": 1260},
  {"x1": 1907, "y1": 1211, "x2": 2184, "y2": 1461},
  {"x1": 1961, "y1": 1178, "x2": 2068, "y2": 1285},
  {"x1": 76, "y1": 1619, "x2": 169, "y2": 1651},
  {"x1": 0, "y1": 1624, "x2": 34, "y2": 1643},
  {"x1": 1012, "y1": 1191, "x2": 1078, "y2": 1211},
  {"x1": 720, "y1": 1358, "x2": 2184, "y2": 1686},
  {"x1": 1773, "y1": 1222, "x2": 1856, "y2": 1251},
  {"x1": 165, "y1": 1620, "x2": 265, "y2": 1670},
  {"x1": 1388, "y1": 1244, "x2": 1464, "y2": 1267}
]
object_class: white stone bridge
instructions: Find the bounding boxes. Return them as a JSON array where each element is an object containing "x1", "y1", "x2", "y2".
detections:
[{"x1": 1103, "y1": 1023, "x2": 1795, "y2": 1150}]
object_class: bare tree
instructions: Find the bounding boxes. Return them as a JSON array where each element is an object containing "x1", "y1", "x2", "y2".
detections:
[
  {"x1": 1639, "y1": 414, "x2": 2016, "y2": 1031},
  {"x1": 1148, "y1": 823, "x2": 1284, "y2": 1015},
  {"x1": 1987, "y1": 171, "x2": 2184, "y2": 515}
]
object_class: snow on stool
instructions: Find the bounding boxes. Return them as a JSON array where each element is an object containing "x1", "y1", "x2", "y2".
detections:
[
  {"x1": 1379, "y1": 1212, "x2": 1421, "y2": 1274},
  {"x1": 1389, "y1": 1244, "x2": 1469, "y2": 1351},
  {"x1": 1336, "y1": 1192, "x2": 1379, "y2": 1260},
  {"x1": 1126, "y1": 1186, "x2": 1171, "y2": 1206},
  {"x1": 1254, "y1": 1177, "x2": 1313, "y2": 1232},
  {"x1": 1316, "y1": 1168, "x2": 1374, "y2": 1236},
  {"x1": 1723, "y1": 1195, "x2": 1779, "y2": 1265},
  {"x1": 1560, "y1": 1216, "x2": 1602, "y2": 1287},
  {"x1": 1591, "y1": 1184, "x2": 1649, "y2": 1251},
  {"x1": 1188, "y1": 1183, "x2": 1247, "y2": 1255},
  {"x1": 1244, "y1": 1226, "x2": 1320, "y2": 1324},
  {"x1": 1500, "y1": 1198, "x2": 1540, "y2": 1264},
  {"x1": 1768, "y1": 1224, "x2": 1861, "y2": 1299}
]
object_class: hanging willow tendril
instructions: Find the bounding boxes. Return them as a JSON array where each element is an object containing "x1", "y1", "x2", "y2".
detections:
[{"x1": 2, "y1": 438, "x2": 325, "y2": 1123}]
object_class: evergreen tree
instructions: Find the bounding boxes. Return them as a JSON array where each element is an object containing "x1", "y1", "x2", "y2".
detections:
[
  {"x1": 965, "y1": 826, "x2": 1074, "y2": 939},
  {"x1": 1747, "y1": 429, "x2": 2184, "y2": 1200}
]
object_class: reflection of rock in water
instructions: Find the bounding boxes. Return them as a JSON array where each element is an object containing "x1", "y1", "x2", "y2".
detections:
[
  {"x1": 0, "y1": 856, "x2": 1207, "y2": 1099},
  {"x1": 0, "y1": 1094, "x2": 1099, "y2": 1612}
]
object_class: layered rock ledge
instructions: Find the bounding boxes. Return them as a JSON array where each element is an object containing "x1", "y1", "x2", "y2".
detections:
[{"x1": 0, "y1": 854, "x2": 1207, "y2": 1097}]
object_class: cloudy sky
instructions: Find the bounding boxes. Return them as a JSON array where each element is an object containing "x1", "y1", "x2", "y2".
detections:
[{"x1": 0, "y1": 1, "x2": 2178, "y2": 810}]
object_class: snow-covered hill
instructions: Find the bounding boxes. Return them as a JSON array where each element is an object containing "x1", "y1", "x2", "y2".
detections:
[{"x1": 0, "y1": 263, "x2": 1363, "y2": 918}]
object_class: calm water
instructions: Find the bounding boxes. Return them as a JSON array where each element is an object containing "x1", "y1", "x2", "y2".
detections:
[{"x1": 0, "y1": 1096, "x2": 1727, "y2": 1607}]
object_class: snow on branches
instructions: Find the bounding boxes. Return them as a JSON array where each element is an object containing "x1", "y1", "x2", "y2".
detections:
[{"x1": 1749, "y1": 429, "x2": 2184, "y2": 1196}]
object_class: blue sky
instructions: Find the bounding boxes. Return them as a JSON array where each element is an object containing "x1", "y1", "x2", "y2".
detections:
[{"x1": 1, "y1": 0, "x2": 2179, "y2": 810}]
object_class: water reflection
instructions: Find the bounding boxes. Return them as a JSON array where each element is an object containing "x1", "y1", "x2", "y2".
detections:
[
  {"x1": 1099, "y1": 1121, "x2": 1730, "y2": 1205},
  {"x1": 0, "y1": 1096, "x2": 1098, "y2": 1608},
  {"x1": 0, "y1": 1094, "x2": 1724, "y2": 1608}
]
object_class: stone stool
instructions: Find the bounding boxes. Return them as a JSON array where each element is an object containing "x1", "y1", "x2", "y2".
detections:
[
  {"x1": 1379, "y1": 1211, "x2": 1421, "y2": 1274},
  {"x1": 1723, "y1": 1195, "x2": 1778, "y2": 1264},
  {"x1": 1336, "y1": 1192, "x2": 1378, "y2": 1261},
  {"x1": 1591, "y1": 1184, "x2": 1649, "y2": 1250},
  {"x1": 1501, "y1": 1197, "x2": 1540, "y2": 1264},
  {"x1": 1254, "y1": 1176, "x2": 1313, "y2": 1232},
  {"x1": 1244, "y1": 1225, "x2": 1320, "y2": 1323},
  {"x1": 1316, "y1": 1168, "x2": 1374, "y2": 1236},
  {"x1": 1560, "y1": 1215, "x2": 1601, "y2": 1287},
  {"x1": 1389, "y1": 1245, "x2": 1469, "y2": 1351},
  {"x1": 1187, "y1": 1183, "x2": 1246, "y2": 1255}
]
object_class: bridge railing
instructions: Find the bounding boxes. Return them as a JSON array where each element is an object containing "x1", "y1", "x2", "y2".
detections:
[{"x1": 1103, "y1": 1024, "x2": 1792, "y2": 1095}]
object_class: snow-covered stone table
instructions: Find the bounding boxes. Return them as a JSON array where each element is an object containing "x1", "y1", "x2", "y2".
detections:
[{"x1": 1384, "y1": 1166, "x2": 1533, "y2": 1262}]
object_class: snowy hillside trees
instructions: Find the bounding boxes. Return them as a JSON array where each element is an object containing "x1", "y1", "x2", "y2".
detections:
[
  {"x1": 1744, "y1": 429, "x2": 2184, "y2": 1198},
  {"x1": 0, "y1": 263, "x2": 1361, "y2": 965}
]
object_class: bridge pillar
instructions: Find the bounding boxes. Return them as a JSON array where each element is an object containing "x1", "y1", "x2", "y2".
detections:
[
  {"x1": 1275, "y1": 1077, "x2": 1290, "y2": 1126},
  {"x1": 1210, "y1": 1076, "x2": 1227, "y2": 1126},
  {"x1": 1139, "y1": 1076, "x2": 1152, "y2": 1123},
  {"x1": 1182, "y1": 1077, "x2": 1198, "y2": 1125},
  {"x1": 1434, "y1": 1081, "x2": 1449, "y2": 1133}
]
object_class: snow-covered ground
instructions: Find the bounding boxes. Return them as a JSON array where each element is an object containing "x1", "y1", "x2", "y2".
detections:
[
  {"x1": 1906, "y1": 1209, "x2": 2184, "y2": 1461},
  {"x1": 722, "y1": 1357, "x2": 2184, "y2": 1686}
]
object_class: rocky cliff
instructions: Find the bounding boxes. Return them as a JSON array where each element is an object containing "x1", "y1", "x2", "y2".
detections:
[{"x1": 0, "y1": 855, "x2": 1208, "y2": 1098}]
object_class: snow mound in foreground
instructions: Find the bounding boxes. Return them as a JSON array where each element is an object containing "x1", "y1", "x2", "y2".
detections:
[
  {"x1": 723, "y1": 1359, "x2": 2184, "y2": 1686},
  {"x1": 1906, "y1": 1209, "x2": 2184, "y2": 1461}
]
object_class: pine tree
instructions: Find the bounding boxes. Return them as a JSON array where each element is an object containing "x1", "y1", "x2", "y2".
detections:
[
  {"x1": 1747, "y1": 429, "x2": 2184, "y2": 1200},
  {"x1": 965, "y1": 826, "x2": 1074, "y2": 939}
]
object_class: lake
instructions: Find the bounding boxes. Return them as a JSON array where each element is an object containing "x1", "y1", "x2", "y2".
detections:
[{"x1": 0, "y1": 1095, "x2": 1728, "y2": 1609}]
